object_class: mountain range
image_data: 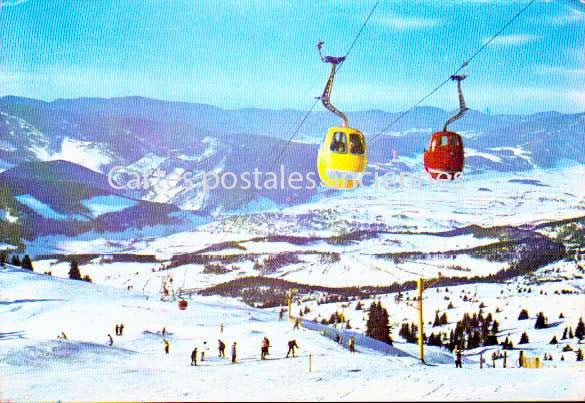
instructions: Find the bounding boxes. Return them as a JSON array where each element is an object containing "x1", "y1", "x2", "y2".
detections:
[{"x1": 0, "y1": 95, "x2": 583, "y2": 247}]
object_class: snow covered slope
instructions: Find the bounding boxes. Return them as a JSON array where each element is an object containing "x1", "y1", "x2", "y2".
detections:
[{"x1": 1, "y1": 265, "x2": 584, "y2": 401}]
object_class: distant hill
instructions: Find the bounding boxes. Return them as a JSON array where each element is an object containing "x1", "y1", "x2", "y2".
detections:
[{"x1": 0, "y1": 95, "x2": 583, "y2": 214}]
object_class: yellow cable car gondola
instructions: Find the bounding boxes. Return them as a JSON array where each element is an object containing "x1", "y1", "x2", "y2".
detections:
[{"x1": 316, "y1": 41, "x2": 367, "y2": 189}]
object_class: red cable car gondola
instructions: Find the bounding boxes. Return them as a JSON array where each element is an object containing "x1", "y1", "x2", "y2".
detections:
[
  {"x1": 178, "y1": 300, "x2": 188, "y2": 310},
  {"x1": 424, "y1": 75, "x2": 468, "y2": 180}
]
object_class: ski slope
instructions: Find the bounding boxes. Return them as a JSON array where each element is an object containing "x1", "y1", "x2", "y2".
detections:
[{"x1": 1, "y1": 265, "x2": 584, "y2": 401}]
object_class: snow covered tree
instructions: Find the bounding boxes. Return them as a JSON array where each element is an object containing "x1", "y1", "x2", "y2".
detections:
[
  {"x1": 518, "y1": 309, "x2": 529, "y2": 320},
  {"x1": 519, "y1": 332, "x2": 530, "y2": 345},
  {"x1": 575, "y1": 318, "x2": 585, "y2": 341},
  {"x1": 20, "y1": 255, "x2": 33, "y2": 271},
  {"x1": 68, "y1": 259, "x2": 82, "y2": 280},
  {"x1": 534, "y1": 312, "x2": 547, "y2": 329}
]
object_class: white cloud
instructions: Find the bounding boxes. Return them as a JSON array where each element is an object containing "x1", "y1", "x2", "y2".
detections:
[
  {"x1": 548, "y1": 11, "x2": 585, "y2": 24},
  {"x1": 536, "y1": 65, "x2": 585, "y2": 76},
  {"x1": 569, "y1": 90, "x2": 585, "y2": 108},
  {"x1": 486, "y1": 34, "x2": 542, "y2": 46},
  {"x1": 376, "y1": 15, "x2": 440, "y2": 30},
  {"x1": 0, "y1": 0, "x2": 31, "y2": 7}
]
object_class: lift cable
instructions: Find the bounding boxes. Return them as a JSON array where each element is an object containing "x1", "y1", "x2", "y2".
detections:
[{"x1": 369, "y1": 0, "x2": 538, "y2": 144}]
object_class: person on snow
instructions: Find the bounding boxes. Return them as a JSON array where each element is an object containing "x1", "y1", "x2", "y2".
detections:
[
  {"x1": 286, "y1": 339, "x2": 299, "y2": 358},
  {"x1": 191, "y1": 347, "x2": 198, "y2": 366},
  {"x1": 454, "y1": 347, "x2": 462, "y2": 368},
  {"x1": 107, "y1": 334, "x2": 113, "y2": 346},
  {"x1": 231, "y1": 342, "x2": 237, "y2": 363},
  {"x1": 120, "y1": 324, "x2": 124, "y2": 336},
  {"x1": 349, "y1": 336, "x2": 356, "y2": 353},
  {"x1": 294, "y1": 318, "x2": 301, "y2": 330},
  {"x1": 218, "y1": 339, "x2": 226, "y2": 357},
  {"x1": 164, "y1": 339, "x2": 170, "y2": 354},
  {"x1": 201, "y1": 341, "x2": 209, "y2": 361},
  {"x1": 265, "y1": 337, "x2": 271, "y2": 356},
  {"x1": 115, "y1": 324, "x2": 120, "y2": 336},
  {"x1": 261, "y1": 337, "x2": 269, "y2": 360},
  {"x1": 220, "y1": 324, "x2": 224, "y2": 333},
  {"x1": 162, "y1": 326, "x2": 167, "y2": 336},
  {"x1": 335, "y1": 333, "x2": 341, "y2": 343},
  {"x1": 279, "y1": 308, "x2": 285, "y2": 321},
  {"x1": 58, "y1": 331, "x2": 68, "y2": 340}
]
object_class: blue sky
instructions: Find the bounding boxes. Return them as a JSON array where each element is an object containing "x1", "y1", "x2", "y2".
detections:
[{"x1": 0, "y1": 0, "x2": 583, "y2": 113}]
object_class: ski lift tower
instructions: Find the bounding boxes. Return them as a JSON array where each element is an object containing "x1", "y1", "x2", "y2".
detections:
[{"x1": 416, "y1": 275, "x2": 442, "y2": 363}]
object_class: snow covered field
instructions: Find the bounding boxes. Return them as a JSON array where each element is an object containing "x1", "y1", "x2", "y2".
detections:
[{"x1": 1, "y1": 265, "x2": 584, "y2": 401}]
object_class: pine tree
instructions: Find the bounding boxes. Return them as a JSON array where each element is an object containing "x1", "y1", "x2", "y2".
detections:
[
  {"x1": 518, "y1": 309, "x2": 529, "y2": 320},
  {"x1": 562, "y1": 327, "x2": 568, "y2": 340},
  {"x1": 433, "y1": 312, "x2": 441, "y2": 327},
  {"x1": 68, "y1": 259, "x2": 82, "y2": 280},
  {"x1": 534, "y1": 312, "x2": 547, "y2": 329},
  {"x1": 492, "y1": 320, "x2": 499, "y2": 335},
  {"x1": 20, "y1": 255, "x2": 33, "y2": 271},
  {"x1": 440, "y1": 312, "x2": 448, "y2": 325},
  {"x1": 569, "y1": 327, "x2": 574, "y2": 339},
  {"x1": 575, "y1": 318, "x2": 585, "y2": 341},
  {"x1": 550, "y1": 335, "x2": 558, "y2": 345},
  {"x1": 519, "y1": 332, "x2": 529, "y2": 344},
  {"x1": 11, "y1": 255, "x2": 21, "y2": 267},
  {"x1": 559, "y1": 312, "x2": 565, "y2": 319},
  {"x1": 365, "y1": 302, "x2": 392, "y2": 345}
]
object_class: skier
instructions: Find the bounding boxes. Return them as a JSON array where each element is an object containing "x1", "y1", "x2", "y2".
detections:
[
  {"x1": 220, "y1": 324, "x2": 224, "y2": 333},
  {"x1": 454, "y1": 347, "x2": 463, "y2": 368},
  {"x1": 286, "y1": 339, "x2": 299, "y2": 358},
  {"x1": 164, "y1": 339, "x2": 170, "y2": 354},
  {"x1": 265, "y1": 337, "x2": 271, "y2": 356},
  {"x1": 201, "y1": 341, "x2": 209, "y2": 361},
  {"x1": 162, "y1": 326, "x2": 167, "y2": 336},
  {"x1": 294, "y1": 318, "x2": 301, "y2": 330},
  {"x1": 120, "y1": 324, "x2": 124, "y2": 336},
  {"x1": 191, "y1": 347, "x2": 198, "y2": 366},
  {"x1": 115, "y1": 324, "x2": 120, "y2": 336},
  {"x1": 279, "y1": 308, "x2": 285, "y2": 321},
  {"x1": 349, "y1": 336, "x2": 356, "y2": 353},
  {"x1": 519, "y1": 350, "x2": 524, "y2": 368},
  {"x1": 261, "y1": 337, "x2": 269, "y2": 360},
  {"x1": 231, "y1": 342, "x2": 237, "y2": 363},
  {"x1": 335, "y1": 333, "x2": 341, "y2": 343},
  {"x1": 107, "y1": 334, "x2": 113, "y2": 346},
  {"x1": 218, "y1": 339, "x2": 226, "y2": 358}
]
